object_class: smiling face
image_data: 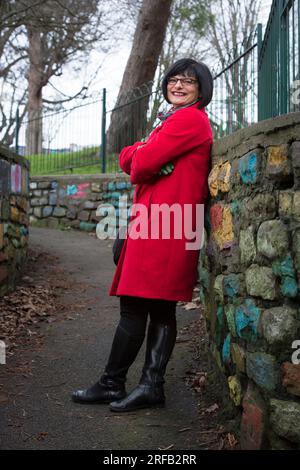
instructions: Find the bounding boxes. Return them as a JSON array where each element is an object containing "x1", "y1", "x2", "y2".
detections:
[{"x1": 167, "y1": 73, "x2": 200, "y2": 108}]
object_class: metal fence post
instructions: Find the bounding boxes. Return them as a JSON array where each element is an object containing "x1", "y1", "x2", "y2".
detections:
[
  {"x1": 15, "y1": 108, "x2": 20, "y2": 154},
  {"x1": 257, "y1": 23, "x2": 263, "y2": 121},
  {"x1": 101, "y1": 88, "x2": 107, "y2": 173}
]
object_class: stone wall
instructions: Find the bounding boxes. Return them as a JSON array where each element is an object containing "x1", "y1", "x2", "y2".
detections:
[
  {"x1": 198, "y1": 112, "x2": 300, "y2": 449},
  {"x1": 0, "y1": 145, "x2": 30, "y2": 297},
  {"x1": 29, "y1": 175, "x2": 134, "y2": 232}
]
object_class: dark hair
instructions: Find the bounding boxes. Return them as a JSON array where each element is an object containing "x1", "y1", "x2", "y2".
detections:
[{"x1": 162, "y1": 58, "x2": 213, "y2": 109}]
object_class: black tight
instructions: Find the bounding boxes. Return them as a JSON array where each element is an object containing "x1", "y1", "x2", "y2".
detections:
[{"x1": 119, "y1": 295, "x2": 177, "y2": 338}]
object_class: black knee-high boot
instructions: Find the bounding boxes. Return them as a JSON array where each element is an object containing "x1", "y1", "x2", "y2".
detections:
[
  {"x1": 72, "y1": 323, "x2": 145, "y2": 404},
  {"x1": 109, "y1": 321, "x2": 177, "y2": 412}
]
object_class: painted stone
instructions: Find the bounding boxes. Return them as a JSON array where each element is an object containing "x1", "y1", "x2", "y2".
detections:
[
  {"x1": 261, "y1": 306, "x2": 299, "y2": 346},
  {"x1": 223, "y1": 273, "x2": 242, "y2": 298},
  {"x1": 108, "y1": 182, "x2": 116, "y2": 191},
  {"x1": 116, "y1": 181, "x2": 127, "y2": 190},
  {"x1": 240, "y1": 382, "x2": 267, "y2": 450},
  {"x1": 231, "y1": 343, "x2": 246, "y2": 373},
  {"x1": 257, "y1": 220, "x2": 289, "y2": 259},
  {"x1": 210, "y1": 203, "x2": 222, "y2": 232},
  {"x1": 240, "y1": 226, "x2": 256, "y2": 265},
  {"x1": 266, "y1": 145, "x2": 292, "y2": 180},
  {"x1": 235, "y1": 298, "x2": 261, "y2": 342},
  {"x1": 238, "y1": 152, "x2": 257, "y2": 184},
  {"x1": 228, "y1": 375, "x2": 242, "y2": 406},
  {"x1": 272, "y1": 254, "x2": 295, "y2": 278},
  {"x1": 222, "y1": 333, "x2": 231, "y2": 363},
  {"x1": 270, "y1": 399, "x2": 300, "y2": 443},
  {"x1": 245, "y1": 264, "x2": 276, "y2": 300},
  {"x1": 11, "y1": 164, "x2": 22, "y2": 193},
  {"x1": 225, "y1": 304, "x2": 237, "y2": 337},
  {"x1": 211, "y1": 205, "x2": 234, "y2": 250},
  {"x1": 272, "y1": 254, "x2": 298, "y2": 297},
  {"x1": 246, "y1": 352, "x2": 279, "y2": 391},
  {"x1": 280, "y1": 276, "x2": 298, "y2": 297},
  {"x1": 79, "y1": 222, "x2": 96, "y2": 232},
  {"x1": 282, "y1": 363, "x2": 300, "y2": 397}
]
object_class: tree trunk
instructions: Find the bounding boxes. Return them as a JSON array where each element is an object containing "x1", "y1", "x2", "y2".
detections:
[
  {"x1": 107, "y1": 0, "x2": 173, "y2": 153},
  {"x1": 26, "y1": 28, "x2": 44, "y2": 155}
]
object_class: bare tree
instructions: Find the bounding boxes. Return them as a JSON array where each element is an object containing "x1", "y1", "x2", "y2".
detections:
[
  {"x1": 206, "y1": 0, "x2": 261, "y2": 132},
  {"x1": 147, "y1": 0, "x2": 213, "y2": 131},
  {"x1": 107, "y1": 0, "x2": 173, "y2": 152},
  {"x1": 23, "y1": 0, "x2": 112, "y2": 155}
]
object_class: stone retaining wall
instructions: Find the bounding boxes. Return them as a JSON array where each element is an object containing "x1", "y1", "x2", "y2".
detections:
[
  {"x1": 0, "y1": 145, "x2": 30, "y2": 297},
  {"x1": 198, "y1": 112, "x2": 300, "y2": 449},
  {"x1": 29, "y1": 175, "x2": 134, "y2": 232}
]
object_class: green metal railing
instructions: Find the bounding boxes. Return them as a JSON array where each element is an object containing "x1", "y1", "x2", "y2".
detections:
[
  {"x1": 258, "y1": 0, "x2": 300, "y2": 119},
  {"x1": 208, "y1": 41, "x2": 259, "y2": 139}
]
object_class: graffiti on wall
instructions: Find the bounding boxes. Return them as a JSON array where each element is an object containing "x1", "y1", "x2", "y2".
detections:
[
  {"x1": 11, "y1": 164, "x2": 22, "y2": 193},
  {"x1": 66, "y1": 183, "x2": 90, "y2": 199}
]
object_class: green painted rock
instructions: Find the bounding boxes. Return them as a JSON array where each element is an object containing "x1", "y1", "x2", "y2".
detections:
[{"x1": 246, "y1": 352, "x2": 279, "y2": 391}]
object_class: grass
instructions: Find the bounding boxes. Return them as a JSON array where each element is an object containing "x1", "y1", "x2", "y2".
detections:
[{"x1": 26, "y1": 147, "x2": 120, "y2": 176}]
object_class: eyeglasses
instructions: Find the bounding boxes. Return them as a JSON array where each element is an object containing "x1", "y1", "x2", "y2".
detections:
[{"x1": 167, "y1": 77, "x2": 198, "y2": 86}]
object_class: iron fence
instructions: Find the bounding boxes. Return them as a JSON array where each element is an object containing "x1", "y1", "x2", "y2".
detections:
[
  {"x1": 15, "y1": 97, "x2": 104, "y2": 175},
  {"x1": 208, "y1": 41, "x2": 259, "y2": 139},
  {"x1": 258, "y1": 0, "x2": 300, "y2": 119}
]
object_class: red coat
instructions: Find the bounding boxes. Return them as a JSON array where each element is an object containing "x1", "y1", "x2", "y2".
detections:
[{"x1": 109, "y1": 102, "x2": 213, "y2": 301}]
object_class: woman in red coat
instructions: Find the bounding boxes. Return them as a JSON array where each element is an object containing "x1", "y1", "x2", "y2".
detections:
[{"x1": 72, "y1": 58, "x2": 213, "y2": 412}]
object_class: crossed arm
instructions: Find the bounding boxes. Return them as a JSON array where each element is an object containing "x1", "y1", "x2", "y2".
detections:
[{"x1": 119, "y1": 108, "x2": 211, "y2": 185}]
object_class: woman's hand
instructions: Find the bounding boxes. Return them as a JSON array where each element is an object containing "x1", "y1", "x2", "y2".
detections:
[{"x1": 159, "y1": 162, "x2": 174, "y2": 176}]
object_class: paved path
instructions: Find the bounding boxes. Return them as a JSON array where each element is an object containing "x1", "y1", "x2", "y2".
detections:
[{"x1": 0, "y1": 227, "x2": 212, "y2": 450}]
